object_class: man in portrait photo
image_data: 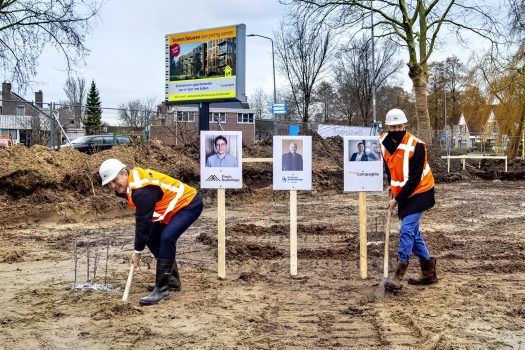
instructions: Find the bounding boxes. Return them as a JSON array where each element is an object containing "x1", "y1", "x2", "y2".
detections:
[
  {"x1": 367, "y1": 141, "x2": 381, "y2": 161},
  {"x1": 282, "y1": 142, "x2": 303, "y2": 171},
  {"x1": 205, "y1": 135, "x2": 238, "y2": 167},
  {"x1": 350, "y1": 142, "x2": 368, "y2": 161}
]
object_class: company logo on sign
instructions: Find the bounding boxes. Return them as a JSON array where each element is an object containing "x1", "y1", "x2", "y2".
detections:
[
  {"x1": 170, "y1": 43, "x2": 180, "y2": 57},
  {"x1": 206, "y1": 175, "x2": 220, "y2": 181},
  {"x1": 282, "y1": 176, "x2": 287, "y2": 182},
  {"x1": 348, "y1": 171, "x2": 381, "y2": 177},
  {"x1": 222, "y1": 175, "x2": 240, "y2": 182}
]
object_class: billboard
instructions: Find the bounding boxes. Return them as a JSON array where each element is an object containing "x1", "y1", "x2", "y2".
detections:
[{"x1": 165, "y1": 24, "x2": 246, "y2": 104}]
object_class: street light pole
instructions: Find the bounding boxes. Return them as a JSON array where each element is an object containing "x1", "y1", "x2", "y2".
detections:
[{"x1": 247, "y1": 33, "x2": 277, "y2": 135}]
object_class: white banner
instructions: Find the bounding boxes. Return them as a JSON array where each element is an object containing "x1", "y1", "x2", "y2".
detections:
[{"x1": 318, "y1": 124, "x2": 373, "y2": 138}]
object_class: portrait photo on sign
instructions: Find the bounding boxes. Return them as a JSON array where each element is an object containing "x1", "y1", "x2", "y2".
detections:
[
  {"x1": 348, "y1": 139, "x2": 381, "y2": 162},
  {"x1": 205, "y1": 134, "x2": 239, "y2": 168},
  {"x1": 281, "y1": 139, "x2": 304, "y2": 171}
]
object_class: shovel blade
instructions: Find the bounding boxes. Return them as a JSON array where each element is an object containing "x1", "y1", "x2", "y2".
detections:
[{"x1": 374, "y1": 280, "x2": 393, "y2": 299}]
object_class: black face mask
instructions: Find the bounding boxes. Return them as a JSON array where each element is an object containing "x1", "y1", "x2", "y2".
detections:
[{"x1": 389, "y1": 130, "x2": 406, "y2": 142}]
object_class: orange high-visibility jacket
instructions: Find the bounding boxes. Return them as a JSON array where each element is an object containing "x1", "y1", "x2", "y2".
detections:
[
  {"x1": 126, "y1": 167, "x2": 197, "y2": 224},
  {"x1": 380, "y1": 131, "x2": 434, "y2": 198}
]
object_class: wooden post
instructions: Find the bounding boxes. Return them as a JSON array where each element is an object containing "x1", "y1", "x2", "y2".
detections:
[
  {"x1": 462, "y1": 157, "x2": 465, "y2": 170},
  {"x1": 447, "y1": 157, "x2": 450, "y2": 173},
  {"x1": 290, "y1": 190, "x2": 298, "y2": 276},
  {"x1": 521, "y1": 130, "x2": 525, "y2": 160},
  {"x1": 359, "y1": 192, "x2": 367, "y2": 279},
  {"x1": 505, "y1": 156, "x2": 508, "y2": 173},
  {"x1": 217, "y1": 188, "x2": 226, "y2": 279}
]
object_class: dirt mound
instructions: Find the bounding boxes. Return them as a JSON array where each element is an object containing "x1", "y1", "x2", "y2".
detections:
[{"x1": 1, "y1": 133, "x2": 524, "y2": 223}]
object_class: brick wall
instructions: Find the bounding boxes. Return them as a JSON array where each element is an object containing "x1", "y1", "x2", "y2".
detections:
[{"x1": 151, "y1": 107, "x2": 255, "y2": 145}]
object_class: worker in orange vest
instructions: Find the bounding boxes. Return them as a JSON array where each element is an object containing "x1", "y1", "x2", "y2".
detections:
[
  {"x1": 99, "y1": 159, "x2": 203, "y2": 305},
  {"x1": 379, "y1": 109, "x2": 438, "y2": 291}
]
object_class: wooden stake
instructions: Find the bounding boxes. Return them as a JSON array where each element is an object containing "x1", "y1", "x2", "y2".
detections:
[
  {"x1": 217, "y1": 188, "x2": 226, "y2": 279},
  {"x1": 122, "y1": 264, "x2": 135, "y2": 302},
  {"x1": 290, "y1": 190, "x2": 298, "y2": 276},
  {"x1": 359, "y1": 192, "x2": 367, "y2": 279},
  {"x1": 521, "y1": 129, "x2": 525, "y2": 160}
]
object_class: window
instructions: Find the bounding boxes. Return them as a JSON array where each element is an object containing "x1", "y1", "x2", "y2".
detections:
[
  {"x1": 209, "y1": 112, "x2": 226, "y2": 123},
  {"x1": 237, "y1": 113, "x2": 254, "y2": 124},
  {"x1": 16, "y1": 105, "x2": 25, "y2": 116},
  {"x1": 70, "y1": 120, "x2": 75, "y2": 125},
  {"x1": 176, "y1": 111, "x2": 196, "y2": 122}
]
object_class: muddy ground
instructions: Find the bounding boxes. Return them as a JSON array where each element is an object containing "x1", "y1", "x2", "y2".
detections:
[{"x1": 0, "y1": 137, "x2": 524, "y2": 349}]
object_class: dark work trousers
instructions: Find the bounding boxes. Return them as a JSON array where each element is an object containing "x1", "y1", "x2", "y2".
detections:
[{"x1": 146, "y1": 193, "x2": 203, "y2": 260}]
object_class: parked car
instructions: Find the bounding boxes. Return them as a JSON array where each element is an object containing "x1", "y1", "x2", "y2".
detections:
[{"x1": 60, "y1": 134, "x2": 133, "y2": 154}]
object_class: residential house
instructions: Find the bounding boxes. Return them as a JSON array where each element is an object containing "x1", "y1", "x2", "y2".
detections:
[
  {"x1": 0, "y1": 82, "x2": 50, "y2": 146},
  {"x1": 451, "y1": 114, "x2": 474, "y2": 148},
  {"x1": 151, "y1": 101, "x2": 255, "y2": 145}
]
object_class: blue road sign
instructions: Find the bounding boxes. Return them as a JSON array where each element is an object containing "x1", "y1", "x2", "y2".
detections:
[{"x1": 272, "y1": 103, "x2": 287, "y2": 114}]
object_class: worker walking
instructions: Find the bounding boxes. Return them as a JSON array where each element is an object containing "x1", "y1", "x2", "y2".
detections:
[
  {"x1": 99, "y1": 159, "x2": 203, "y2": 306},
  {"x1": 379, "y1": 109, "x2": 438, "y2": 292}
]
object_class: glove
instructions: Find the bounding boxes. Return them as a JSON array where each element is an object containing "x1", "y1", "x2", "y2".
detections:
[{"x1": 131, "y1": 252, "x2": 142, "y2": 268}]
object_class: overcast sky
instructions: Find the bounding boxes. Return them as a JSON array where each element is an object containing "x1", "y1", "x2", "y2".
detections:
[{"x1": 23, "y1": 0, "x2": 503, "y2": 125}]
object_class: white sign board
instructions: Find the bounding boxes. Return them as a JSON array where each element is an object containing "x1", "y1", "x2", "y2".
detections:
[
  {"x1": 273, "y1": 136, "x2": 312, "y2": 190},
  {"x1": 200, "y1": 131, "x2": 243, "y2": 189},
  {"x1": 344, "y1": 136, "x2": 383, "y2": 192}
]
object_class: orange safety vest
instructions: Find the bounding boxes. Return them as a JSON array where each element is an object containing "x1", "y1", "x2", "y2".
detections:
[
  {"x1": 380, "y1": 131, "x2": 434, "y2": 198},
  {"x1": 126, "y1": 167, "x2": 197, "y2": 224}
]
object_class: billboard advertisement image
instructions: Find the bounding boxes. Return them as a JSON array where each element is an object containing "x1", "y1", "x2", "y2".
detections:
[{"x1": 165, "y1": 24, "x2": 246, "y2": 103}]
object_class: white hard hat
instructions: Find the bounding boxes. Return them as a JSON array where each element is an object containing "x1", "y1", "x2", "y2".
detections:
[
  {"x1": 385, "y1": 108, "x2": 408, "y2": 125},
  {"x1": 99, "y1": 159, "x2": 126, "y2": 185}
]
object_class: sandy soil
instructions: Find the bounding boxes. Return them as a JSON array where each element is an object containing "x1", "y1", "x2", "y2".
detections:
[{"x1": 1, "y1": 179, "x2": 524, "y2": 349}]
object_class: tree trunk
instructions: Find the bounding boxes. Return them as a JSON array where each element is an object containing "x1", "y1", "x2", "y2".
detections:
[{"x1": 411, "y1": 75, "x2": 432, "y2": 145}]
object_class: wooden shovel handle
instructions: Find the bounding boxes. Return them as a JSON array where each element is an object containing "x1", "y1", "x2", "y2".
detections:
[
  {"x1": 122, "y1": 264, "x2": 135, "y2": 301},
  {"x1": 383, "y1": 207, "x2": 392, "y2": 279}
]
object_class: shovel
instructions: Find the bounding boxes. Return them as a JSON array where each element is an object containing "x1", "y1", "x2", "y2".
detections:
[
  {"x1": 374, "y1": 206, "x2": 392, "y2": 298},
  {"x1": 122, "y1": 264, "x2": 135, "y2": 302}
]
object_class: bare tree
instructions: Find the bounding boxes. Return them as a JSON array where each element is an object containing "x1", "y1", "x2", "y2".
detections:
[
  {"x1": 63, "y1": 77, "x2": 87, "y2": 106},
  {"x1": 118, "y1": 98, "x2": 158, "y2": 129},
  {"x1": 250, "y1": 87, "x2": 272, "y2": 119},
  {"x1": 314, "y1": 81, "x2": 338, "y2": 122},
  {"x1": 334, "y1": 35, "x2": 402, "y2": 126},
  {"x1": 62, "y1": 76, "x2": 86, "y2": 122},
  {"x1": 0, "y1": 0, "x2": 102, "y2": 90},
  {"x1": 275, "y1": 13, "x2": 333, "y2": 125},
  {"x1": 284, "y1": 0, "x2": 505, "y2": 144}
]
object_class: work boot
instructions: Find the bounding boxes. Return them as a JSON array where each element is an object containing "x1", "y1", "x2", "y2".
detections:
[
  {"x1": 139, "y1": 259, "x2": 174, "y2": 306},
  {"x1": 408, "y1": 257, "x2": 438, "y2": 285},
  {"x1": 147, "y1": 260, "x2": 181, "y2": 292},
  {"x1": 384, "y1": 262, "x2": 409, "y2": 291}
]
